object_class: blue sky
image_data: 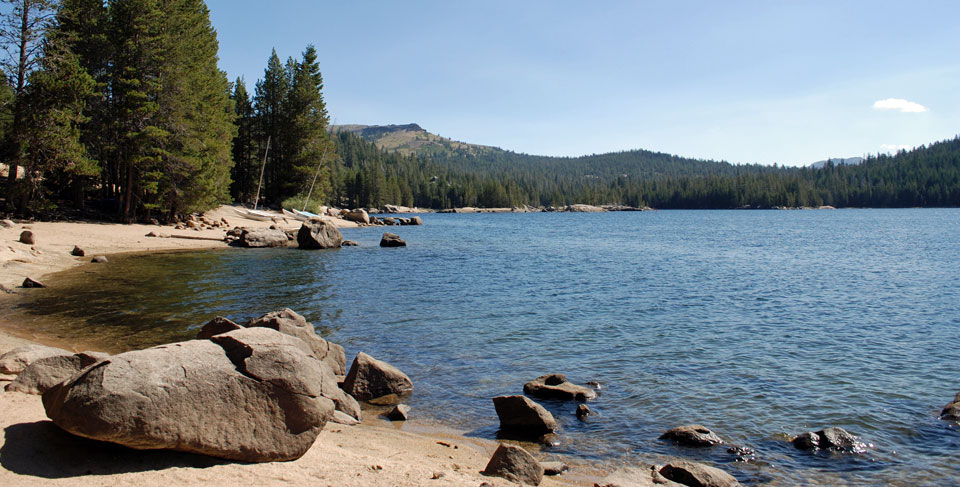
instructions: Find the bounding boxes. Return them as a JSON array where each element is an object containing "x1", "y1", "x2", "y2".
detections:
[{"x1": 207, "y1": 0, "x2": 959, "y2": 166}]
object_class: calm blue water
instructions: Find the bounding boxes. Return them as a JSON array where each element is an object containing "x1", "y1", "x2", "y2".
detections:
[{"x1": 13, "y1": 209, "x2": 960, "y2": 485}]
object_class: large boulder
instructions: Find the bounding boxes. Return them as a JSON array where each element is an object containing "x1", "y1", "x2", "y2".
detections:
[
  {"x1": 296, "y1": 221, "x2": 343, "y2": 249},
  {"x1": 523, "y1": 373, "x2": 596, "y2": 401},
  {"x1": 660, "y1": 425, "x2": 724, "y2": 447},
  {"x1": 379, "y1": 232, "x2": 406, "y2": 247},
  {"x1": 659, "y1": 460, "x2": 740, "y2": 487},
  {"x1": 231, "y1": 228, "x2": 289, "y2": 248},
  {"x1": 342, "y1": 209, "x2": 370, "y2": 224},
  {"x1": 482, "y1": 444, "x2": 543, "y2": 486},
  {"x1": 341, "y1": 352, "x2": 414, "y2": 401},
  {"x1": 7, "y1": 351, "x2": 108, "y2": 394},
  {"x1": 595, "y1": 466, "x2": 685, "y2": 487},
  {"x1": 792, "y1": 427, "x2": 863, "y2": 452},
  {"x1": 0, "y1": 345, "x2": 73, "y2": 375},
  {"x1": 43, "y1": 328, "x2": 338, "y2": 462},
  {"x1": 246, "y1": 309, "x2": 346, "y2": 375},
  {"x1": 492, "y1": 395, "x2": 557, "y2": 436}
]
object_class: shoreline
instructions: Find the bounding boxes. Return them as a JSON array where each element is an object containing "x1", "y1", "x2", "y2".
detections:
[{"x1": 0, "y1": 208, "x2": 602, "y2": 486}]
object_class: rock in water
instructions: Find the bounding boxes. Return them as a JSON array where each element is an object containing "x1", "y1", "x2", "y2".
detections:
[
  {"x1": 482, "y1": 444, "x2": 544, "y2": 486},
  {"x1": 523, "y1": 373, "x2": 597, "y2": 401},
  {"x1": 660, "y1": 425, "x2": 724, "y2": 447},
  {"x1": 792, "y1": 427, "x2": 863, "y2": 452},
  {"x1": 576, "y1": 404, "x2": 592, "y2": 419},
  {"x1": 343, "y1": 209, "x2": 370, "y2": 224},
  {"x1": 296, "y1": 221, "x2": 343, "y2": 249},
  {"x1": 379, "y1": 232, "x2": 406, "y2": 247},
  {"x1": 7, "y1": 351, "x2": 108, "y2": 394},
  {"x1": 19, "y1": 230, "x2": 35, "y2": 245},
  {"x1": 196, "y1": 316, "x2": 243, "y2": 339},
  {"x1": 42, "y1": 328, "x2": 338, "y2": 462},
  {"x1": 231, "y1": 228, "x2": 289, "y2": 248},
  {"x1": 941, "y1": 392, "x2": 960, "y2": 420},
  {"x1": 246, "y1": 308, "x2": 346, "y2": 375},
  {"x1": 0, "y1": 345, "x2": 74, "y2": 375},
  {"x1": 342, "y1": 352, "x2": 414, "y2": 401},
  {"x1": 659, "y1": 460, "x2": 740, "y2": 487},
  {"x1": 409, "y1": 216, "x2": 423, "y2": 225},
  {"x1": 492, "y1": 395, "x2": 558, "y2": 436}
]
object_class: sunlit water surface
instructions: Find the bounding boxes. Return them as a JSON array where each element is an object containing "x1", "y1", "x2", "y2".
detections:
[{"x1": 10, "y1": 209, "x2": 960, "y2": 485}]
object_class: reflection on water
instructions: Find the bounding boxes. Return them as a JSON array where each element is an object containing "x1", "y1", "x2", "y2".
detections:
[{"x1": 8, "y1": 209, "x2": 960, "y2": 486}]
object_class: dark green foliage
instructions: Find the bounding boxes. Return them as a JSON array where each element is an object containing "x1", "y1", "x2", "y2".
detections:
[{"x1": 229, "y1": 76, "x2": 257, "y2": 202}]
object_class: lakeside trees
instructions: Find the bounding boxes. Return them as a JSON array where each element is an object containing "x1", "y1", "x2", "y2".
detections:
[{"x1": 1, "y1": 0, "x2": 234, "y2": 220}]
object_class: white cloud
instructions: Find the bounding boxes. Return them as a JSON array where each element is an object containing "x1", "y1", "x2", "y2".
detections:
[
  {"x1": 872, "y1": 98, "x2": 928, "y2": 113},
  {"x1": 880, "y1": 144, "x2": 912, "y2": 153}
]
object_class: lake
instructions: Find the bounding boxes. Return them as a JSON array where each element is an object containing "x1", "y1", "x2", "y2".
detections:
[{"x1": 11, "y1": 209, "x2": 960, "y2": 485}]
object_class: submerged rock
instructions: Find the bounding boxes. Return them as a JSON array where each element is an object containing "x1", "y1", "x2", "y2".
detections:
[
  {"x1": 482, "y1": 444, "x2": 543, "y2": 486},
  {"x1": 492, "y1": 395, "x2": 557, "y2": 437},
  {"x1": 341, "y1": 352, "x2": 414, "y2": 401},
  {"x1": 660, "y1": 425, "x2": 724, "y2": 447},
  {"x1": 524, "y1": 373, "x2": 597, "y2": 401},
  {"x1": 792, "y1": 427, "x2": 863, "y2": 452},
  {"x1": 43, "y1": 328, "x2": 338, "y2": 462}
]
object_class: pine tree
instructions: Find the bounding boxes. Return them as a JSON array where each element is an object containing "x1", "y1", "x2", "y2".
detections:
[
  {"x1": 229, "y1": 76, "x2": 256, "y2": 202},
  {"x1": 286, "y1": 45, "x2": 333, "y2": 207},
  {"x1": 253, "y1": 49, "x2": 288, "y2": 205}
]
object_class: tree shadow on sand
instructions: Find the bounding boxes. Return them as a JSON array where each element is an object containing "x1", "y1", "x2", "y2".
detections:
[{"x1": 1, "y1": 421, "x2": 236, "y2": 479}]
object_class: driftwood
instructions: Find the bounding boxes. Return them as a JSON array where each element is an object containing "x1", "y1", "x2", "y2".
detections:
[{"x1": 146, "y1": 232, "x2": 225, "y2": 242}]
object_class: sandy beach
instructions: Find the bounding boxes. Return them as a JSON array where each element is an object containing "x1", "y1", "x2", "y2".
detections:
[{"x1": 0, "y1": 207, "x2": 595, "y2": 486}]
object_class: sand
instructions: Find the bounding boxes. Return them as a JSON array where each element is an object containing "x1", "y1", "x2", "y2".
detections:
[{"x1": 0, "y1": 207, "x2": 596, "y2": 486}]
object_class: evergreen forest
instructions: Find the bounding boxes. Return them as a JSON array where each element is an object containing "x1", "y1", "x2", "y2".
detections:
[{"x1": 0, "y1": 0, "x2": 957, "y2": 220}]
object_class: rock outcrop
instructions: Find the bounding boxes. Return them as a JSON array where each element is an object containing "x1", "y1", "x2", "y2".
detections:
[
  {"x1": 43, "y1": 328, "x2": 338, "y2": 462},
  {"x1": 492, "y1": 395, "x2": 557, "y2": 436},
  {"x1": 523, "y1": 373, "x2": 596, "y2": 401},
  {"x1": 0, "y1": 345, "x2": 74, "y2": 375},
  {"x1": 659, "y1": 460, "x2": 740, "y2": 487},
  {"x1": 246, "y1": 309, "x2": 346, "y2": 375},
  {"x1": 379, "y1": 232, "x2": 406, "y2": 247},
  {"x1": 482, "y1": 444, "x2": 544, "y2": 486},
  {"x1": 792, "y1": 427, "x2": 863, "y2": 452},
  {"x1": 660, "y1": 425, "x2": 724, "y2": 447},
  {"x1": 7, "y1": 351, "x2": 108, "y2": 394},
  {"x1": 341, "y1": 352, "x2": 414, "y2": 401},
  {"x1": 296, "y1": 221, "x2": 343, "y2": 249}
]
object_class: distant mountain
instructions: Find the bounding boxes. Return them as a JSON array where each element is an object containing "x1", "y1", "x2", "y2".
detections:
[
  {"x1": 808, "y1": 157, "x2": 864, "y2": 169},
  {"x1": 332, "y1": 124, "x2": 500, "y2": 158}
]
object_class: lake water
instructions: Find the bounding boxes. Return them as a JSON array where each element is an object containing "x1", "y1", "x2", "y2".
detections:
[{"x1": 10, "y1": 209, "x2": 960, "y2": 485}]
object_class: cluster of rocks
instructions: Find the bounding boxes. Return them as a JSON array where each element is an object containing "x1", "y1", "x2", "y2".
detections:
[
  {"x1": 437, "y1": 204, "x2": 654, "y2": 213},
  {"x1": 174, "y1": 213, "x2": 231, "y2": 231},
  {"x1": 0, "y1": 308, "x2": 415, "y2": 463},
  {"x1": 335, "y1": 208, "x2": 423, "y2": 227},
  {"x1": 223, "y1": 218, "x2": 412, "y2": 251}
]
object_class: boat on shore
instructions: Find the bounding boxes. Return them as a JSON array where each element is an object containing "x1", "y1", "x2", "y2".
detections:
[
  {"x1": 282, "y1": 208, "x2": 322, "y2": 221},
  {"x1": 232, "y1": 207, "x2": 276, "y2": 222}
]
